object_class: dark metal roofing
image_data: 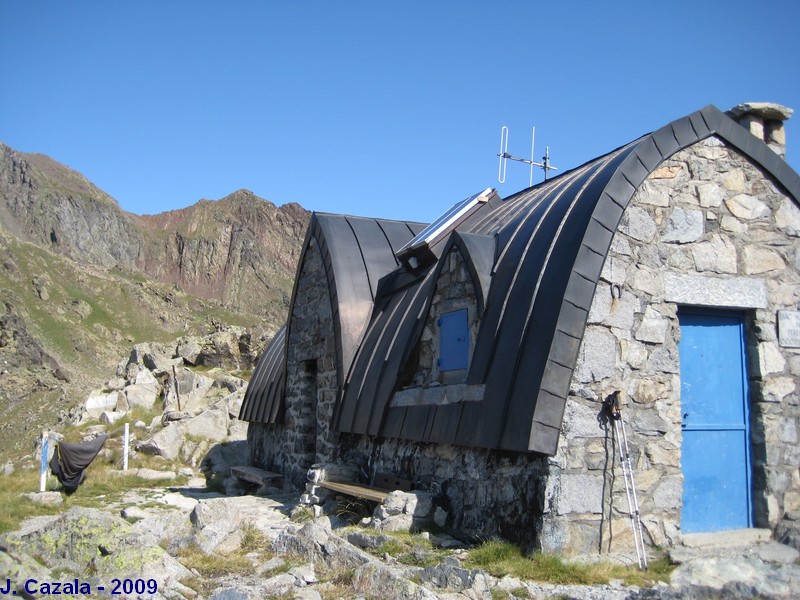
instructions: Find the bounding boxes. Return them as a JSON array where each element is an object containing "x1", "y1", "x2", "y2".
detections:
[
  {"x1": 240, "y1": 214, "x2": 426, "y2": 424},
  {"x1": 334, "y1": 105, "x2": 800, "y2": 455},
  {"x1": 244, "y1": 105, "x2": 800, "y2": 453},
  {"x1": 239, "y1": 325, "x2": 286, "y2": 423}
]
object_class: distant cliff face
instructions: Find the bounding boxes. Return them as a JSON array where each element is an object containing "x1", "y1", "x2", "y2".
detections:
[
  {"x1": 0, "y1": 143, "x2": 145, "y2": 268},
  {"x1": 0, "y1": 143, "x2": 309, "y2": 318},
  {"x1": 133, "y1": 190, "x2": 308, "y2": 319}
]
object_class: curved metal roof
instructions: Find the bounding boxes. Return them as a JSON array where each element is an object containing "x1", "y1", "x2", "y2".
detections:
[
  {"x1": 240, "y1": 213, "x2": 426, "y2": 424},
  {"x1": 334, "y1": 105, "x2": 800, "y2": 454},
  {"x1": 239, "y1": 325, "x2": 286, "y2": 423}
]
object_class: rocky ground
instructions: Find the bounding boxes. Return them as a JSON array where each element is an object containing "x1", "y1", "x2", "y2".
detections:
[
  {"x1": 2, "y1": 331, "x2": 799, "y2": 599},
  {"x1": 2, "y1": 478, "x2": 799, "y2": 600}
]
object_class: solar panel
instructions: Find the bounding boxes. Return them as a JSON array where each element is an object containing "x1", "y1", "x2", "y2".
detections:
[{"x1": 395, "y1": 188, "x2": 498, "y2": 269}]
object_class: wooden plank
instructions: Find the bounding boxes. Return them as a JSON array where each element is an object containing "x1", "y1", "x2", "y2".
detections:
[
  {"x1": 317, "y1": 480, "x2": 390, "y2": 503},
  {"x1": 230, "y1": 466, "x2": 283, "y2": 486}
]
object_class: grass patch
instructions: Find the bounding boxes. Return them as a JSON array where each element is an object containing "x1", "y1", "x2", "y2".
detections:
[
  {"x1": 176, "y1": 542, "x2": 255, "y2": 578},
  {"x1": 239, "y1": 521, "x2": 271, "y2": 554},
  {"x1": 291, "y1": 505, "x2": 315, "y2": 523},
  {"x1": 354, "y1": 528, "x2": 448, "y2": 568},
  {"x1": 0, "y1": 469, "x2": 63, "y2": 534},
  {"x1": 465, "y1": 540, "x2": 673, "y2": 587},
  {"x1": 491, "y1": 590, "x2": 525, "y2": 600},
  {"x1": 176, "y1": 523, "x2": 287, "y2": 596},
  {"x1": 0, "y1": 459, "x2": 181, "y2": 533},
  {"x1": 314, "y1": 565, "x2": 357, "y2": 599},
  {"x1": 334, "y1": 496, "x2": 374, "y2": 523}
]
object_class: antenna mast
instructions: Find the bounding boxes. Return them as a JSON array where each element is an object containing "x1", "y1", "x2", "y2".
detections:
[{"x1": 497, "y1": 126, "x2": 558, "y2": 186}]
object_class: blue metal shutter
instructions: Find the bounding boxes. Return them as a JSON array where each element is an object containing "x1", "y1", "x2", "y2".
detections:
[{"x1": 438, "y1": 309, "x2": 468, "y2": 371}]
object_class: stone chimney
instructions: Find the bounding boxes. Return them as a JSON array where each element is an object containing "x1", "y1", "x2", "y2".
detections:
[{"x1": 727, "y1": 102, "x2": 793, "y2": 159}]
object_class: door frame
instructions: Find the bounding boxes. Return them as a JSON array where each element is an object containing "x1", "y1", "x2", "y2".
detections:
[{"x1": 677, "y1": 306, "x2": 754, "y2": 531}]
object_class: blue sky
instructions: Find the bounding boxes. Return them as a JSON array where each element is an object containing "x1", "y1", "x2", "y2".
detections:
[{"x1": 2, "y1": 1, "x2": 799, "y2": 223}]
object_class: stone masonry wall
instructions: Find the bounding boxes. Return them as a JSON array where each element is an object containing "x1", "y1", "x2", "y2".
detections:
[
  {"x1": 252, "y1": 136, "x2": 798, "y2": 554},
  {"x1": 251, "y1": 240, "x2": 550, "y2": 546},
  {"x1": 541, "y1": 136, "x2": 800, "y2": 556},
  {"x1": 337, "y1": 435, "x2": 549, "y2": 546},
  {"x1": 249, "y1": 236, "x2": 339, "y2": 487}
]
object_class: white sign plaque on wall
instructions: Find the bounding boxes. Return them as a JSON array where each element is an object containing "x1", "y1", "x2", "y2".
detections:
[{"x1": 778, "y1": 310, "x2": 800, "y2": 348}]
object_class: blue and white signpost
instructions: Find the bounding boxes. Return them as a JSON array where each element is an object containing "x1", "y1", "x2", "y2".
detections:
[{"x1": 39, "y1": 431, "x2": 48, "y2": 492}]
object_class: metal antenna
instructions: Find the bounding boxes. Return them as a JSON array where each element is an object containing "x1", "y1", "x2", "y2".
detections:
[{"x1": 497, "y1": 126, "x2": 558, "y2": 186}]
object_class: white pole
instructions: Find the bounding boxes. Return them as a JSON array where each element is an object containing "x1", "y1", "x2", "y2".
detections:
[
  {"x1": 39, "y1": 431, "x2": 48, "y2": 492},
  {"x1": 123, "y1": 423, "x2": 129, "y2": 471}
]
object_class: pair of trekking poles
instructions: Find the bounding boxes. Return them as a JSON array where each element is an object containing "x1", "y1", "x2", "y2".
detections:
[{"x1": 604, "y1": 390, "x2": 649, "y2": 570}]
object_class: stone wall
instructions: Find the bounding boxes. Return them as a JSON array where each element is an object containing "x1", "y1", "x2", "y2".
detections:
[
  {"x1": 541, "y1": 136, "x2": 800, "y2": 555},
  {"x1": 336, "y1": 435, "x2": 549, "y2": 546},
  {"x1": 249, "y1": 236, "x2": 340, "y2": 487},
  {"x1": 416, "y1": 247, "x2": 480, "y2": 387},
  {"x1": 393, "y1": 246, "x2": 484, "y2": 405},
  {"x1": 258, "y1": 242, "x2": 551, "y2": 546}
]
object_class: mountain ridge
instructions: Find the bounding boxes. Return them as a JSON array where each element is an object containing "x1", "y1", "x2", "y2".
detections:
[{"x1": 0, "y1": 142, "x2": 309, "y2": 316}]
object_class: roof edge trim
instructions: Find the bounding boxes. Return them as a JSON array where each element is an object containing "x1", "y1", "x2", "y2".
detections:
[{"x1": 530, "y1": 104, "x2": 800, "y2": 453}]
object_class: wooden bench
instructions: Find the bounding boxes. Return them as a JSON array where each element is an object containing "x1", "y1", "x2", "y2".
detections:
[
  {"x1": 230, "y1": 465, "x2": 283, "y2": 487},
  {"x1": 317, "y1": 472, "x2": 411, "y2": 504}
]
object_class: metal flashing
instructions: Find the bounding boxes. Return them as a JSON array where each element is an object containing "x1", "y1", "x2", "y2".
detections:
[
  {"x1": 582, "y1": 218, "x2": 614, "y2": 254},
  {"x1": 672, "y1": 116, "x2": 697, "y2": 147},
  {"x1": 633, "y1": 137, "x2": 664, "y2": 172},
  {"x1": 531, "y1": 390, "x2": 567, "y2": 429},
  {"x1": 528, "y1": 421, "x2": 561, "y2": 455},
  {"x1": 592, "y1": 193, "x2": 625, "y2": 230},
  {"x1": 555, "y1": 302, "x2": 589, "y2": 339}
]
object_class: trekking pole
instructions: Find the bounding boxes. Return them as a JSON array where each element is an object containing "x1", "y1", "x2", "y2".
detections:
[
  {"x1": 605, "y1": 391, "x2": 648, "y2": 569},
  {"x1": 617, "y1": 401, "x2": 648, "y2": 569}
]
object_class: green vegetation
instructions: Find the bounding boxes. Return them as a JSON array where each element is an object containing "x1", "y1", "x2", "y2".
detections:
[
  {"x1": 314, "y1": 565, "x2": 358, "y2": 599},
  {"x1": 0, "y1": 234, "x2": 277, "y2": 463},
  {"x1": 0, "y1": 453, "x2": 188, "y2": 534},
  {"x1": 333, "y1": 495, "x2": 373, "y2": 523},
  {"x1": 176, "y1": 523, "x2": 289, "y2": 596},
  {"x1": 0, "y1": 469, "x2": 63, "y2": 534},
  {"x1": 465, "y1": 540, "x2": 674, "y2": 587},
  {"x1": 176, "y1": 542, "x2": 257, "y2": 578},
  {"x1": 291, "y1": 505, "x2": 315, "y2": 523},
  {"x1": 347, "y1": 528, "x2": 448, "y2": 568}
]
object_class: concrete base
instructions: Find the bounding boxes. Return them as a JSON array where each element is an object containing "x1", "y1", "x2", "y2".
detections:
[{"x1": 681, "y1": 528, "x2": 772, "y2": 548}]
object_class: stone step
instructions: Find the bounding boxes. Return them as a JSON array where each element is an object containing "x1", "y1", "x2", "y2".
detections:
[
  {"x1": 681, "y1": 528, "x2": 772, "y2": 548},
  {"x1": 231, "y1": 465, "x2": 283, "y2": 486}
]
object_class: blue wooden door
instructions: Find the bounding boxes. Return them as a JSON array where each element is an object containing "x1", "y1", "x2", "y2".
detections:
[{"x1": 678, "y1": 310, "x2": 752, "y2": 533}]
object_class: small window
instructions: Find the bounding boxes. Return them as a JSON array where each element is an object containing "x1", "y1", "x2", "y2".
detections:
[{"x1": 438, "y1": 309, "x2": 469, "y2": 371}]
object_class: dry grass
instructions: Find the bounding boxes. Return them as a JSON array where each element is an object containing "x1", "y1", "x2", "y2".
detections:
[
  {"x1": 0, "y1": 452, "x2": 189, "y2": 533},
  {"x1": 347, "y1": 527, "x2": 448, "y2": 568}
]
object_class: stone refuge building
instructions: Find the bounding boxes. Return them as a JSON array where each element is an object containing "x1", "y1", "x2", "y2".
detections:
[{"x1": 239, "y1": 103, "x2": 800, "y2": 556}]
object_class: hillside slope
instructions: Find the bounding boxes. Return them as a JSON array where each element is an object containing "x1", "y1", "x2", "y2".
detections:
[{"x1": 0, "y1": 142, "x2": 309, "y2": 460}]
